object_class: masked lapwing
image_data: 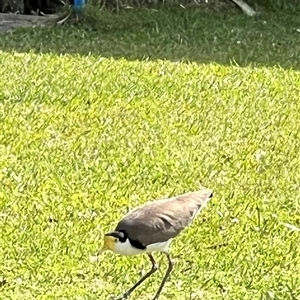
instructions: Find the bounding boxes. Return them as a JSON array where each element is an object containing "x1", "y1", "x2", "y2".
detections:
[{"x1": 97, "y1": 187, "x2": 213, "y2": 300}]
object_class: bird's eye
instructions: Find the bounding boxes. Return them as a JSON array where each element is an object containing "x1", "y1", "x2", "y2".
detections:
[{"x1": 115, "y1": 239, "x2": 118, "y2": 242}]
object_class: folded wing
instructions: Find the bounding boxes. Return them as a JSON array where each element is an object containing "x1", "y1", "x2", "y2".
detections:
[{"x1": 115, "y1": 189, "x2": 213, "y2": 247}]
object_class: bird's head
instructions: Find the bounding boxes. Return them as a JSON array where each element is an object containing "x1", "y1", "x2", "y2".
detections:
[{"x1": 98, "y1": 231, "x2": 126, "y2": 254}]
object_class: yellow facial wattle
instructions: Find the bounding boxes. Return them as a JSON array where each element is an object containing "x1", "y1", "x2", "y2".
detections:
[{"x1": 100, "y1": 235, "x2": 117, "y2": 252}]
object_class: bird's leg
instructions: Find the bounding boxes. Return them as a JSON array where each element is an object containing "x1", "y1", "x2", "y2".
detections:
[
  {"x1": 116, "y1": 254, "x2": 158, "y2": 300},
  {"x1": 152, "y1": 253, "x2": 174, "y2": 300}
]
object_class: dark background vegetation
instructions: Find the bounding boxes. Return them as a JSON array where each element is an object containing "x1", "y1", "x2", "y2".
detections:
[{"x1": 0, "y1": 0, "x2": 300, "y2": 14}]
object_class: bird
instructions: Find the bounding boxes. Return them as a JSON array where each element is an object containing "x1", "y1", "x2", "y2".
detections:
[{"x1": 97, "y1": 187, "x2": 214, "y2": 300}]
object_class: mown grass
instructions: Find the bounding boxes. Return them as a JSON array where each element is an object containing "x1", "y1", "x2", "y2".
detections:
[
  {"x1": 1, "y1": 7, "x2": 300, "y2": 300},
  {"x1": 0, "y1": 7, "x2": 300, "y2": 68}
]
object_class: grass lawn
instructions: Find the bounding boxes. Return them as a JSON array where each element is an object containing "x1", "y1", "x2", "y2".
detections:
[{"x1": 1, "y1": 6, "x2": 300, "y2": 300}]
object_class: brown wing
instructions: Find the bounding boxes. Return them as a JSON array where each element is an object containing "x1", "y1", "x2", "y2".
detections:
[{"x1": 115, "y1": 189, "x2": 213, "y2": 246}]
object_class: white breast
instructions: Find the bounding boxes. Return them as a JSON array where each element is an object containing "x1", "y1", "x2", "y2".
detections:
[{"x1": 113, "y1": 239, "x2": 172, "y2": 256}]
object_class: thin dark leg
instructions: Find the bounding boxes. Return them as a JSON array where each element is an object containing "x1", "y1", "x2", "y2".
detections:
[
  {"x1": 152, "y1": 253, "x2": 174, "y2": 300},
  {"x1": 116, "y1": 254, "x2": 158, "y2": 300}
]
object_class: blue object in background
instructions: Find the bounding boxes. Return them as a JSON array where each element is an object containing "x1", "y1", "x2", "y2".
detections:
[{"x1": 74, "y1": 0, "x2": 85, "y2": 12}]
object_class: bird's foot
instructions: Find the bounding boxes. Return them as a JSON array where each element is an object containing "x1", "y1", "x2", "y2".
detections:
[{"x1": 110, "y1": 293, "x2": 129, "y2": 300}]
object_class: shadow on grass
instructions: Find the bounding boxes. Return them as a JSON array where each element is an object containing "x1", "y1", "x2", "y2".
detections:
[{"x1": 0, "y1": 7, "x2": 299, "y2": 69}]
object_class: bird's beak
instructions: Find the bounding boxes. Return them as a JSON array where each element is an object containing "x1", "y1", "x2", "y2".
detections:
[
  {"x1": 89, "y1": 243, "x2": 108, "y2": 263},
  {"x1": 97, "y1": 243, "x2": 108, "y2": 255}
]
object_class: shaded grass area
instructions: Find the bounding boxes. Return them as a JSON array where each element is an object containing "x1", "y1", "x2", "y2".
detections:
[
  {"x1": 1, "y1": 49, "x2": 300, "y2": 299},
  {"x1": 0, "y1": 7, "x2": 300, "y2": 68}
]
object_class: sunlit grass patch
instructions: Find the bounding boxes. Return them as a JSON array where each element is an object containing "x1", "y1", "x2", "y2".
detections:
[{"x1": 0, "y1": 50, "x2": 300, "y2": 299}]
